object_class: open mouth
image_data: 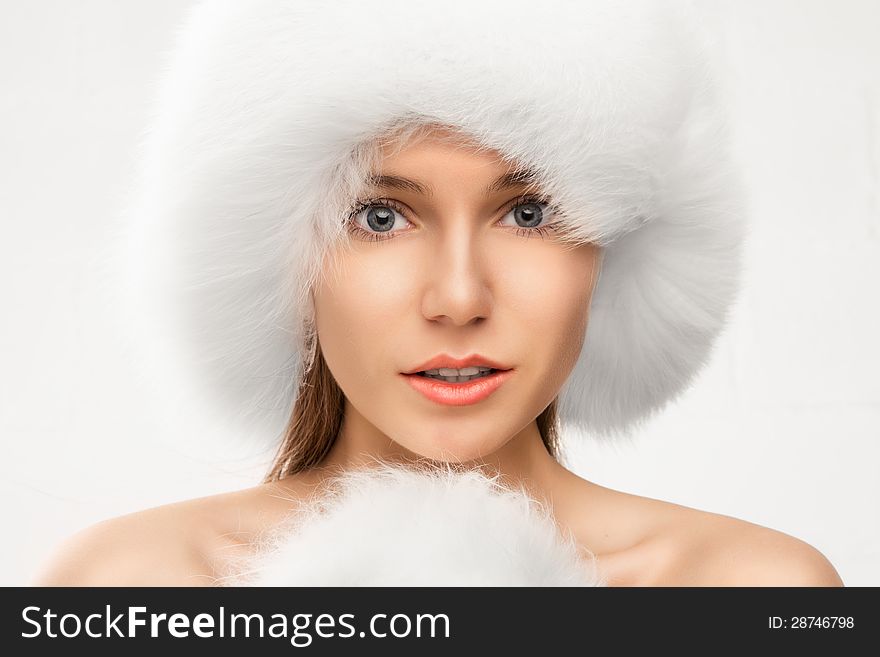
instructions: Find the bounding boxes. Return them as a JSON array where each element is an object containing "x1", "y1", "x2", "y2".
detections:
[{"x1": 402, "y1": 368, "x2": 513, "y2": 406}]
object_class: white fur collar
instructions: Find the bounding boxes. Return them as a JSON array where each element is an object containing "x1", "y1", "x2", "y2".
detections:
[{"x1": 222, "y1": 463, "x2": 605, "y2": 587}]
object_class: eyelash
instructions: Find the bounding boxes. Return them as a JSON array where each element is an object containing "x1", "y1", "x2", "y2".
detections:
[{"x1": 345, "y1": 195, "x2": 562, "y2": 243}]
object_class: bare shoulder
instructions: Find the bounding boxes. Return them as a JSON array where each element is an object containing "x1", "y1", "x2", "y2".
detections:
[
  {"x1": 577, "y1": 480, "x2": 843, "y2": 587},
  {"x1": 653, "y1": 506, "x2": 844, "y2": 587},
  {"x1": 32, "y1": 473, "x2": 320, "y2": 587},
  {"x1": 32, "y1": 501, "x2": 215, "y2": 587}
]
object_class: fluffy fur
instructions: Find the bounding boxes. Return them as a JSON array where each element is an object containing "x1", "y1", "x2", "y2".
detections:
[
  {"x1": 219, "y1": 462, "x2": 605, "y2": 587},
  {"x1": 115, "y1": 0, "x2": 745, "y2": 449}
]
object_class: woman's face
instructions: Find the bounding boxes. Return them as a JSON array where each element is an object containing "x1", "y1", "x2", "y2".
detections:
[{"x1": 313, "y1": 128, "x2": 602, "y2": 463}]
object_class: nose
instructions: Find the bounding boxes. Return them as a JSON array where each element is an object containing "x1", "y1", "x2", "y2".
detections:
[{"x1": 420, "y1": 222, "x2": 493, "y2": 327}]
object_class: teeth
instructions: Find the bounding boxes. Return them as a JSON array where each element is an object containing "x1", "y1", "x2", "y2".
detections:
[
  {"x1": 419, "y1": 366, "x2": 495, "y2": 383},
  {"x1": 425, "y1": 366, "x2": 493, "y2": 376}
]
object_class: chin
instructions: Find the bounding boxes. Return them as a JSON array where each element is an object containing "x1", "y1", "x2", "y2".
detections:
[{"x1": 398, "y1": 436, "x2": 506, "y2": 465}]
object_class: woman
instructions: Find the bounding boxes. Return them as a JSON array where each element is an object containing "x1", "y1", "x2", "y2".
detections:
[{"x1": 35, "y1": 0, "x2": 842, "y2": 586}]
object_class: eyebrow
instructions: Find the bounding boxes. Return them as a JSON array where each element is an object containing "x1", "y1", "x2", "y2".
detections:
[{"x1": 366, "y1": 168, "x2": 540, "y2": 199}]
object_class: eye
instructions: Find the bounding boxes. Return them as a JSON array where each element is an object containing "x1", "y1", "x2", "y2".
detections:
[
  {"x1": 346, "y1": 199, "x2": 412, "y2": 242},
  {"x1": 345, "y1": 195, "x2": 560, "y2": 243},
  {"x1": 498, "y1": 197, "x2": 559, "y2": 238}
]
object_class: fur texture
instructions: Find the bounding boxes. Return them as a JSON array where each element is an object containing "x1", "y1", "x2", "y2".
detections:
[
  {"x1": 219, "y1": 462, "x2": 605, "y2": 587},
  {"x1": 116, "y1": 0, "x2": 745, "y2": 448}
]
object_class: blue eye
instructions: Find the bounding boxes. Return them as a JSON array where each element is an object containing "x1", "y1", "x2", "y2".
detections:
[
  {"x1": 365, "y1": 206, "x2": 396, "y2": 232},
  {"x1": 501, "y1": 200, "x2": 547, "y2": 228},
  {"x1": 347, "y1": 199, "x2": 412, "y2": 242},
  {"x1": 499, "y1": 197, "x2": 560, "y2": 239},
  {"x1": 345, "y1": 195, "x2": 561, "y2": 243}
]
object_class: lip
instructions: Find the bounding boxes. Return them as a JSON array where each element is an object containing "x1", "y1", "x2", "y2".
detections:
[
  {"x1": 400, "y1": 369, "x2": 514, "y2": 406},
  {"x1": 402, "y1": 353, "x2": 513, "y2": 375}
]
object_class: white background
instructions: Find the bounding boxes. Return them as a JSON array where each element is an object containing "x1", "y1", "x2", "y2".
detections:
[{"x1": 1, "y1": 1, "x2": 878, "y2": 585}]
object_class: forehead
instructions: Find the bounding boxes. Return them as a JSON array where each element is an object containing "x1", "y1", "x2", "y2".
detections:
[
  {"x1": 371, "y1": 127, "x2": 540, "y2": 197},
  {"x1": 379, "y1": 127, "x2": 502, "y2": 171}
]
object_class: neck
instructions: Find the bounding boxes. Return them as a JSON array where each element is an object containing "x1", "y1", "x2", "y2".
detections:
[{"x1": 316, "y1": 399, "x2": 574, "y2": 507}]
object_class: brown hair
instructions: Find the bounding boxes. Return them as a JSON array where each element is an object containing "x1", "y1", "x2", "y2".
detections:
[{"x1": 263, "y1": 337, "x2": 561, "y2": 482}]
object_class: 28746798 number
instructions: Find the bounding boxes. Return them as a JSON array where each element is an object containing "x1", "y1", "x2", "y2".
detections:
[{"x1": 768, "y1": 616, "x2": 854, "y2": 629}]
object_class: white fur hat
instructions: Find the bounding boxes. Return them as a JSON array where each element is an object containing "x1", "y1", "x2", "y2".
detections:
[{"x1": 119, "y1": 0, "x2": 745, "y2": 450}]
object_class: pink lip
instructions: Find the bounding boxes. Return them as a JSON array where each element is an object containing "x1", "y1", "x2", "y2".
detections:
[
  {"x1": 402, "y1": 353, "x2": 512, "y2": 374},
  {"x1": 401, "y1": 369, "x2": 514, "y2": 406}
]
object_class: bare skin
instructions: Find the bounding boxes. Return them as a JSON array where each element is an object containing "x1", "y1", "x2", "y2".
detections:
[
  {"x1": 32, "y1": 455, "x2": 843, "y2": 586},
  {"x1": 32, "y1": 405, "x2": 844, "y2": 587},
  {"x1": 33, "y1": 126, "x2": 843, "y2": 587}
]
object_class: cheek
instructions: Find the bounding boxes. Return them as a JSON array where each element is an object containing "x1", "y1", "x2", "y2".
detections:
[
  {"x1": 313, "y1": 254, "x2": 412, "y2": 376},
  {"x1": 501, "y1": 245, "x2": 596, "y2": 367}
]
